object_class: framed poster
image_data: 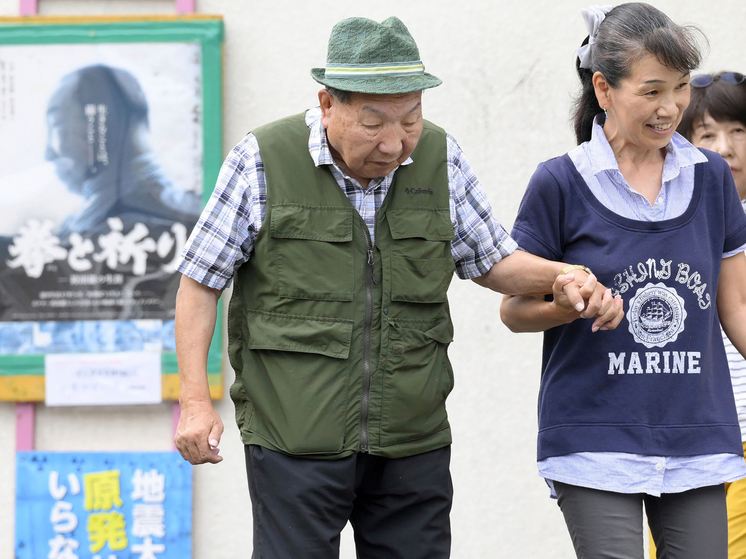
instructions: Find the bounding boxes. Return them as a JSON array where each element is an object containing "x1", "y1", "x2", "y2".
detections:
[
  {"x1": 16, "y1": 451, "x2": 192, "y2": 559},
  {"x1": 0, "y1": 16, "x2": 224, "y2": 401}
]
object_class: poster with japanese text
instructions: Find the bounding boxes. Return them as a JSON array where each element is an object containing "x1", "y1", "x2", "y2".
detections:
[
  {"x1": 15, "y1": 451, "x2": 192, "y2": 559},
  {"x1": 0, "y1": 17, "x2": 224, "y2": 401}
]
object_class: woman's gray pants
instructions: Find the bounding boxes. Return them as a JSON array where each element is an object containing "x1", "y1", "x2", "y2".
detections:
[{"x1": 554, "y1": 480, "x2": 727, "y2": 559}]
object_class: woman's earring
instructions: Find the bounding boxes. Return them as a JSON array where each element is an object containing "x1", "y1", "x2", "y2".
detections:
[{"x1": 604, "y1": 107, "x2": 609, "y2": 120}]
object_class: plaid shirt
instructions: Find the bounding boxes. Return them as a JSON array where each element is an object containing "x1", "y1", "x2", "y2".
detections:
[{"x1": 178, "y1": 107, "x2": 516, "y2": 290}]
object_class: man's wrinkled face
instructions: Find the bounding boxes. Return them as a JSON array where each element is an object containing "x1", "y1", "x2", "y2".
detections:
[{"x1": 319, "y1": 89, "x2": 423, "y2": 186}]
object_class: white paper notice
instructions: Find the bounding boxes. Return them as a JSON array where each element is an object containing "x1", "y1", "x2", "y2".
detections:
[{"x1": 45, "y1": 352, "x2": 162, "y2": 406}]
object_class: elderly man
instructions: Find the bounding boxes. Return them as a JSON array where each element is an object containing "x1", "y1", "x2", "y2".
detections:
[{"x1": 174, "y1": 15, "x2": 622, "y2": 559}]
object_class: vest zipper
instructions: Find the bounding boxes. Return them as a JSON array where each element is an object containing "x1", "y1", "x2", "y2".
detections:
[{"x1": 359, "y1": 222, "x2": 377, "y2": 453}]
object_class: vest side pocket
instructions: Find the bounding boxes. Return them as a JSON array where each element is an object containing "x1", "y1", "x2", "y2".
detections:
[
  {"x1": 379, "y1": 317, "x2": 454, "y2": 446},
  {"x1": 243, "y1": 309, "x2": 353, "y2": 454},
  {"x1": 270, "y1": 204, "x2": 355, "y2": 301}
]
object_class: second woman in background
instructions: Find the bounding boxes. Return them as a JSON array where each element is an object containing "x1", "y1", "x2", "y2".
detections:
[{"x1": 672, "y1": 70, "x2": 746, "y2": 558}]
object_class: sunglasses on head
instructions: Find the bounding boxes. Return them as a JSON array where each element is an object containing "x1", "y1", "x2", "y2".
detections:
[{"x1": 690, "y1": 72, "x2": 746, "y2": 88}]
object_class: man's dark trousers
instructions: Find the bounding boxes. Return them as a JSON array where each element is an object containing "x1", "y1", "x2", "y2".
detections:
[{"x1": 245, "y1": 444, "x2": 453, "y2": 558}]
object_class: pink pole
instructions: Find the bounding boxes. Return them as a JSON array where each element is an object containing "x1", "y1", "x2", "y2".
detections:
[
  {"x1": 175, "y1": 0, "x2": 195, "y2": 14},
  {"x1": 16, "y1": 403, "x2": 35, "y2": 452},
  {"x1": 19, "y1": 0, "x2": 38, "y2": 16}
]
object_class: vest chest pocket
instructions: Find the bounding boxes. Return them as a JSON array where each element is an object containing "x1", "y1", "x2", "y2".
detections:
[
  {"x1": 270, "y1": 205, "x2": 354, "y2": 301},
  {"x1": 386, "y1": 209, "x2": 456, "y2": 303}
]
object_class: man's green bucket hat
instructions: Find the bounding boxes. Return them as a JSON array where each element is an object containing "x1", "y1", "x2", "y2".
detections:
[{"x1": 311, "y1": 16, "x2": 442, "y2": 95}]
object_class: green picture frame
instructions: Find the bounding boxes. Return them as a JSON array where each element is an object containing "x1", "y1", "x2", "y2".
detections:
[{"x1": 0, "y1": 16, "x2": 224, "y2": 401}]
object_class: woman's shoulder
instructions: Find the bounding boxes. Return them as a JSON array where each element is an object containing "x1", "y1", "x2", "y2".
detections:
[
  {"x1": 528, "y1": 154, "x2": 576, "y2": 189},
  {"x1": 537, "y1": 153, "x2": 573, "y2": 170},
  {"x1": 694, "y1": 146, "x2": 730, "y2": 172}
]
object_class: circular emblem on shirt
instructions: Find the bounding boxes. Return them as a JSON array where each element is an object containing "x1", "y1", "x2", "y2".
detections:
[{"x1": 627, "y1": 282, "x2": 687, "y2": 348}]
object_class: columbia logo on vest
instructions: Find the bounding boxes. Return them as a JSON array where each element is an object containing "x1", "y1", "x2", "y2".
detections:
[{"x1": 404, "y1": 187, "x2": 434, "y2": 195}]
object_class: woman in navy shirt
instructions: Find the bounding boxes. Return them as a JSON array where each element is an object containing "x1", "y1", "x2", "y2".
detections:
[{"x1": 502, "y1": 4, "x2": 746, "y2": 558}]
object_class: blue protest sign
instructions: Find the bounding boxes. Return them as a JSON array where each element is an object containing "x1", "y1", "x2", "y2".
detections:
[{"x1": 16, "y1": 451, "x2": 192, "y2": 559}]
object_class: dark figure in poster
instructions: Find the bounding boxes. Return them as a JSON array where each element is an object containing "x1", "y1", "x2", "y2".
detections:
[{"x1": 0, "y1": 64, "x2": 201, "y2": 324}]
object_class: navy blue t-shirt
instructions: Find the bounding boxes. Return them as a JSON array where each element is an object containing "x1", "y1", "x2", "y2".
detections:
[{"x1": 512, "y1": 151, "x2": 746, "y2": 461}]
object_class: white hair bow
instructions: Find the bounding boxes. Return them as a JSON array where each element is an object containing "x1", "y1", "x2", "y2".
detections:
[{"x1": 576, "y1": 5, "x2": 613, "y2": 69}]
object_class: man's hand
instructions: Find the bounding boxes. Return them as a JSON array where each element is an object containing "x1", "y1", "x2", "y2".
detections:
[
  {"x1": 174, "y1": 400, "x2": 224, "y2": 465},
  {"x1": 174, "y1": 275, "x2": 223, "y2": 464},
  {"x1": 556, "y1": 272, "x2": 624, "y2": 331}
]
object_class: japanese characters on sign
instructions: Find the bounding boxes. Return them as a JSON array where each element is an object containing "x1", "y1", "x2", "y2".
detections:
[
  {"x1": 5, "y1": 217, "x2": 187, "y2": 310},
  {"x1": 16, "y1": 451, "x2": 192, "y2": 559},
  {"x1": 44, "y1": 351, "x2": 162, "y2": 407},
  {"x1": 8, "y1": 218, "x2": 186, "y2": 280}
]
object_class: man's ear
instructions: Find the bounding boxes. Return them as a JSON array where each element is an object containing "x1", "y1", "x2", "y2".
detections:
[{"x1": 318, "y1": 89, "x2": 333, "y2": 127}]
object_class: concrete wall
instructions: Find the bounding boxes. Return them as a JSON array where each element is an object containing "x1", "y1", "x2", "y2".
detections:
[{"x1": 1, "y1": 0, "x2": 745, "y2": 557}]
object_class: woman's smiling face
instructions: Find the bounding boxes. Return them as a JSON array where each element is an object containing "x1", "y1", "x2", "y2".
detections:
[{"x1": 601, "y1": 53, "x2": 691, "y2": 153}]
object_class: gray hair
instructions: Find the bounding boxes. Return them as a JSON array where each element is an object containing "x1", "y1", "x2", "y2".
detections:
[{"x1": 325, "y1": 86, "x2": 353, "y2": 103}]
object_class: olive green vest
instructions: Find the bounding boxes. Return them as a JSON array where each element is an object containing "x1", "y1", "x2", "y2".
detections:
[{"x1": 227, "y1": 113, "x2": 455, "y2": 459}]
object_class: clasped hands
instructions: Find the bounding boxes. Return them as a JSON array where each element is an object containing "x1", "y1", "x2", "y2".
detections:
[{"x1": 555, "y1": 270, "x2": 624, "y2": 332}]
